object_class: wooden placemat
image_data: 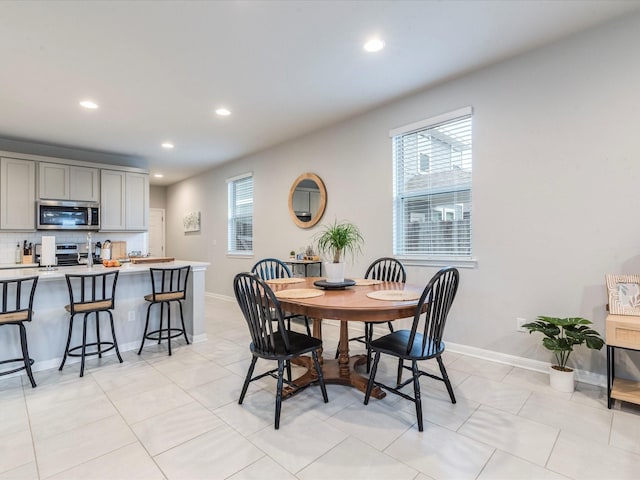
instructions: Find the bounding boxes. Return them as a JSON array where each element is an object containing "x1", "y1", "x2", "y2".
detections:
[
  {"x1": 265, "y1": 277, "x2": 305, "y2": 285},
  {"x1": 275, "y1": 288, "x2": 324, "y2": 299},
  {"x1": 353, "y1": 278, "x2": 383, "y2": 286},
  {"x1": 367, "y1": 290, "x2": 421, "y2": 301}
]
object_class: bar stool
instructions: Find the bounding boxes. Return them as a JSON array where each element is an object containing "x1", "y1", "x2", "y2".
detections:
[
  {"x1": 59, "y1": 270, "x2": 122, "y2": 377},
  {"x1": 138, "y1": 266, "x2": 190, "y2": 356},
  {"x1": 0, "y1": 276, "x2": 39, "y2": 388}
]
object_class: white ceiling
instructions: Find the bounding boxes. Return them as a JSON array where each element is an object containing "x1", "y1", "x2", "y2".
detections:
[{"x1": 1, "y1": 0, "x2": 638, "y2": 186}]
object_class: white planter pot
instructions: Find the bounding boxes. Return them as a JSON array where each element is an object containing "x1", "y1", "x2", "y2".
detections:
[
  {"x1": 549, "y1": 365, "x2": 575, "y2": 393},
  {"x1": 323, "y1": 262, "x2": 345, "y2": 283}
]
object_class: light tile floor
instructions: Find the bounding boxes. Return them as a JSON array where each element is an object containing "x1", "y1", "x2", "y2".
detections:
[{"x1": 2, "y1": 296, "x2": 640, "y2": 479}]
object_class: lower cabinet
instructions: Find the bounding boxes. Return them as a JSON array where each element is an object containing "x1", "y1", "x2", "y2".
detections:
[
  {"x1": 1, "y1": 157, "x2": 36, "y2": 230},
  {"x1": 100, "y1": 169, "x2": 149, "y2": 231}
]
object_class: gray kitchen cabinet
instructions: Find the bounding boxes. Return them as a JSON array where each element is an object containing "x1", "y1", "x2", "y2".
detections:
[
  {"x1": 1, "y1": 157, "x2": 36, "y2": 230},
  {"x1": 100, "y1": 169, "x2": 149, "y2": 231},
  {"x1": 39, "y1": 162, "x2": 99, "y2": 201}
]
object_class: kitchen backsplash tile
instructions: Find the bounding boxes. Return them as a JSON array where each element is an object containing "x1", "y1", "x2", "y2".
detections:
[{"x1": 0, "y1": 232, "x2": 147, "y2": 265}]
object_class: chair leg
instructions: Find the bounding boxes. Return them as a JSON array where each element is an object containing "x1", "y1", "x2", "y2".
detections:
[
  {"x1": 365, "y1": 323, "x2": 373, "y2": 373},
  {"x1": 19, "y1": 323, "x2": 36, "y2": 388},
  {"x1": 387, "y1": 321, "x2": 394, "y2": 333},
  {"x1": 95, "y1": 311, "x2": 102, "y2": 358},
  {"x1": 138, "y1": 303, "x2": 153, "y2": 355},
  {"x1": 158, "y1": 302, "x2": 165, "y2": 345},
  {"x1": 397, "y1": 359, "x2": 404, "y2": 386},
  {"x1": 239, "y1": 356, "x2": 258, "y2": 404},
  {"x1": 165, "y1": 301, "x2": 172, "y2": 356},
  {"x1": 80, "y1": 313, "x2": 89, "y2": 377},
  {"x1": 436, "y1": 356, "x2": 456, "y2": 404},
  {"x1": 311, "y1": 351, "x2": 328, "y2": 403},
  {"x1": 59, "y1": 314, "x2": 75, "y2": 370},
  {"x1": 304, "y1": 316, "x2": 311, "y2": 336},
  {"x1": 412, "y1": 360, "x2": 424, "y2": 432},
  {"x1": 178, "y1": 300, "x2": 190, "y2": 344},
  {"x1": 275, "y1": 360, "x2": 285, "y2": 429},
  {"x1": 108, "y1": 311, "x2": 123, "y2": 363},
  {"x1": 364, "y1": 351, "x2": 381, "y2": 405}
]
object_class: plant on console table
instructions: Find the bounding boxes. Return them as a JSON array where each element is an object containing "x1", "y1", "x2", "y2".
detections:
[
  {"x1": 315, "y1": 219, "x2": 363, "y2": 283},
  {"x1": 522, "y1": 316, "x2": 604, "y2": 393}
]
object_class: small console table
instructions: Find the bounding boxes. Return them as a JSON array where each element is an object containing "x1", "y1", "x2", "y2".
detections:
[
  {"x1": 606, "y1": 314, "x2": 640, "y2": 408},
  {"x1": 283, "y1": 259, "x2": 322, "y2": 277}
]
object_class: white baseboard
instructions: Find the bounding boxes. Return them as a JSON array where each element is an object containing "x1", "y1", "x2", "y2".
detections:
[{"x1": 446, "y1": 341, "x2": 607, "y2": 387}]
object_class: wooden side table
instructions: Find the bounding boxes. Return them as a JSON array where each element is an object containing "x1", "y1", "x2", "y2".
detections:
[
  {"x1": 283, "y1": 259, "x2": 322, "y2": 277},
  {"x1": 606, "y1": 314, "x2": 640, "y2": 408}
]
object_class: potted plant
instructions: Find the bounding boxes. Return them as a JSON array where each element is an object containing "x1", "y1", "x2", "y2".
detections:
[
  {"x1": 314, "y1": 219, "x2": 364, "y2": 283},
  {"x1": 522, "y1": 316, "x2": 604, "y2": 392}
]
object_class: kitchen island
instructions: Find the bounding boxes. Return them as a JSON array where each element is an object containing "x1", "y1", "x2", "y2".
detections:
[{"x1": 0, "y1": 260, "x2": 209, "y2": 373}]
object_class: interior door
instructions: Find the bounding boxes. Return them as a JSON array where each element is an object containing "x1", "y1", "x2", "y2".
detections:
[{"x1": 148, "y1": 208, "x2": 165, "y2": 257}]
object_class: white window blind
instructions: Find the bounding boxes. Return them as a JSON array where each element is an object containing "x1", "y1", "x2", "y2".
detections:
[
  {"x1": 392, "y1": 108, "x2": 472, "y2": 259},
  {"x1": 227, "y1": 173, "x2": 253, "y2": 254}
]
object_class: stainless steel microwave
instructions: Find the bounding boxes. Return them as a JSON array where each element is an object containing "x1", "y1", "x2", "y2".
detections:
[{"x1": 37, "y1": 200, "x2": 100, "y2": 230}]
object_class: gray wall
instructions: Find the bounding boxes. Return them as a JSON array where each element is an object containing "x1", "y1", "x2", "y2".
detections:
[
  {"x1": 150, "y1": 185, "x2": 166, "y2": 209},
  {"x1": 165, "y1": 13, "x2": 640, "y2": 376}
]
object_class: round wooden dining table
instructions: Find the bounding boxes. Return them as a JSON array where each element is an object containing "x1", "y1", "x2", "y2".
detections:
[{"x1": 268, "y1": 276, "x2": 424, "y2": 399}]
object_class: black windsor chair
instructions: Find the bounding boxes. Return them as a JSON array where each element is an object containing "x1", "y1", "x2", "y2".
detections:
[
  {"x1": 364, "y1": 266, "x2": 460, "y2": 432},
  {"x1": 234, "y1": 272, "x2": 328, "y2": 429},
  {"x1": 251, "y1": 258, "x2": 311, "y2": 335},
  {"x1": 337, "y1": 257, "x2": 407, "y2": 371}
]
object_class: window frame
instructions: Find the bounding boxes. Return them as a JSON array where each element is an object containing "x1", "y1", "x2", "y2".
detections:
[
  {"x1": 227, "y1": 172, "x2": 254, "y2": 256},
  {"x1": 391, "y1": 107, "x2": 477, "y2": 268}
]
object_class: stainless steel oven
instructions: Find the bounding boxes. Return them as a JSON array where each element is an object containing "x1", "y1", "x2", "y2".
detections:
[{"x1": 37, "y1": 200, "x2": 100, "y2": 230}]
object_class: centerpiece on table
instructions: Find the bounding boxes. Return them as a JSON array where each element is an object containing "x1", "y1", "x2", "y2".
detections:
[{"x1": 314, "y1": 219, "x2": 363, "y2": 283}]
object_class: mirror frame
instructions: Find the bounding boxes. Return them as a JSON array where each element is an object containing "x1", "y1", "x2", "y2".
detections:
[{"x1": 288, "y1": 172, "x2": 327, "y2": 229}]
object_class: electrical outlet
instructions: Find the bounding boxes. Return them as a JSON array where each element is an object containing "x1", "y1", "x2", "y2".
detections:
[
  {"x1": 516, "y1": 317, "x2": 527, "y2": 333},
  {"x1": 128, "y1": 310, "x2": 136, "y2": 322}
]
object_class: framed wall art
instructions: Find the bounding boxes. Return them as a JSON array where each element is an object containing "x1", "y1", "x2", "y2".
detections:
[
  {"x1": 606, "y1": 274, "x2": 640, "y2": 316},
  {"x1": 183, "y1": 210, "x2": 201, "y2": 233}
]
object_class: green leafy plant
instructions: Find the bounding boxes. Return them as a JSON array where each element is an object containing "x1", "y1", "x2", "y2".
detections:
[
  {"x1": 314, "y1": 219, "x2": 364, "y2": 263},
  {"x1": 522, "y1": 316, "x2": 604, "y2": 371}
]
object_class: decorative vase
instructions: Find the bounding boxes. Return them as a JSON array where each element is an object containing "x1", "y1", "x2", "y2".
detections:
[
  {"x1": 324, "y1": 262, "x2": 345, "y2": 283},
  {"x1": 549, "y1": 365, "x2": 575, "y2": 393}
]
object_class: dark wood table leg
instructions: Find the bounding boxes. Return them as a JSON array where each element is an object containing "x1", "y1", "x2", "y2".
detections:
[{"x1": 284, "y1": 317, "x2": 385, "y2": 399}]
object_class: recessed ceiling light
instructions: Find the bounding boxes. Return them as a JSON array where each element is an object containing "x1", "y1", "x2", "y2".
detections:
[
  {"x1": 363, "y1": 38, "x2": 385, "y2": 53},
  {"x1": 154, "y1": 173, "x2": 164, "y2": 178},
  {"x1": 161, "y1": 142, "x2": 174, "y2": 149},
  {"x1": 79, "y1": 100, "x2": 99, "y2": 109},
  {"x1": 215, "y1": 107, "x2": 231, "y2": 116}
]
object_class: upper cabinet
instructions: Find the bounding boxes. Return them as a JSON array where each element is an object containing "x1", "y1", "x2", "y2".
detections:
[
  {"x1": 1, "y1": 157, "x2": 36, "y2": 230},
  {"x1": 39, "y1": 162, "x2": 99, "y2": 202},
  {"x1": 100, "y1": 169, "x2": 149, "y2": 231}
]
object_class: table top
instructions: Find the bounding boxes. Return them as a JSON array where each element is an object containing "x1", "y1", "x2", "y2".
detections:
[
  {"x1": 283, "y1": 259, "x2": 321, "y2": 264},
  {"x1": 271, "y1": 276, "x2": 423, "y2": 322}
]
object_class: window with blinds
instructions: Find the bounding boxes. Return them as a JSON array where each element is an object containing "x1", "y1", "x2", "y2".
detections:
[
  {"x1": 392, "y1": 107, "x2": 472, "y2": 259},
  {"x1": 227, "y1": 173, "x2": 253, "y2": 254}
]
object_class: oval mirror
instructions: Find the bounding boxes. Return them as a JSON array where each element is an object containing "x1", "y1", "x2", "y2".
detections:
[{"x1": 288, "y1": 173, "x2": 327, "y2": 228}]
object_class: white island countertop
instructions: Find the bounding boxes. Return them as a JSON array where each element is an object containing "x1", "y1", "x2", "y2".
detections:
[{"x1": 0, "y1": 260, "x2": 210, "y2": 280}]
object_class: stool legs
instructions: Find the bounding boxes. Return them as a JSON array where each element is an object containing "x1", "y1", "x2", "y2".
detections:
[
  {"x1": 19, "y1": 323, "x2": 36, "y2": 388},
  {"x1": 59, "y1": 310, "x2": 122, "y2": 377},
  {"x1": 138, "y1": 300, "x2": 189, "y2": 356}
]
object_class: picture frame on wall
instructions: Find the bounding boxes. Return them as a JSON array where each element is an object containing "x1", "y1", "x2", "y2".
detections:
[
  {"x1": 606, "y1": 274, "x2": 640, "y2": 316},
  {"x1": 183, "y1": 211, "x2": 201, "y2": 233}
]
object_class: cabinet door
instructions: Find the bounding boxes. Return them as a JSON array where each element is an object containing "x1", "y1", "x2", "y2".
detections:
[
  {"x1": 39, "y1": 162, "x2": 69, "y2": 199},
  {"x1": 292, "y1": 190, "x2": 310, "y2": 212},
  {"x1": 1, "y1": 157, "x2": 36, "y2": 230},
  {"x1": 125, "y1": 172, "x2": 149, "y2": 230},
  {"x1": 70, "y1": 166, "x2": 99, "y2": 202},
  {"x1": 100, "y1": 170, "x2": 126, "y2": 230}
]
